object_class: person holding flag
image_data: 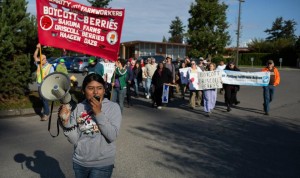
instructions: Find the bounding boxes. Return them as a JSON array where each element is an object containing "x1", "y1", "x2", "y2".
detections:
[{"x1": 33, "y1": 43, "x2": 54, "y2": 121}]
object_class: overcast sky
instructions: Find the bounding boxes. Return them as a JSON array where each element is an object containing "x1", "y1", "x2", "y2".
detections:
[{"x1": 27, "y1": 0, "x2": 300, "y2": 47}]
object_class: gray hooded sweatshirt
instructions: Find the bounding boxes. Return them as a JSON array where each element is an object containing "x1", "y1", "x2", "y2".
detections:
[{"x1": 63, "y1": 98, "x2": 122, "y2": 167}]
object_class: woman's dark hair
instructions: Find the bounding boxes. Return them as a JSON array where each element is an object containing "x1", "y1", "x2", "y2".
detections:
[
  {"x1": 118, "y1": 58, "x2": 126, "y2": 67},
  {"x1": 82, "y1": 73, "x2": 105, "y2": 91},
  {"x1": 156, "y1": 62, "x2": 164, "y2": 69}
]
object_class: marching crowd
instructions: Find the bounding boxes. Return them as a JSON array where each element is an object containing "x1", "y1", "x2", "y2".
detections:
[
  {"x1": 33, "y1": 43, "x2": 280, "y2": 120},
  {"x1": 33, "y1": 43, "x2": 280, "y2": 178}
]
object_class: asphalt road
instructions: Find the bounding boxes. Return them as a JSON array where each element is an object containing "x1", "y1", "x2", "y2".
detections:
[{"x1": 1, "y1": 68, "x2": 300, "y2": 178}]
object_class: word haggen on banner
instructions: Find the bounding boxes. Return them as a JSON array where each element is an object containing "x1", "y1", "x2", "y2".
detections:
[{"x1": 36, "y1": 0, "x2": 125, "y2": 61}]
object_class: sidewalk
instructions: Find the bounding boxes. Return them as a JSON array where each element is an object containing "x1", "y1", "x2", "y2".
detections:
[{"x1": 0, "y1": 106, "x2": 59, "y2": 118}]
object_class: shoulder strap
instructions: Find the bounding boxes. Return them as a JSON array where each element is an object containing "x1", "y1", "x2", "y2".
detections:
[{"x1": 47, "y1": 101, "x2": 60, "y2": 137}]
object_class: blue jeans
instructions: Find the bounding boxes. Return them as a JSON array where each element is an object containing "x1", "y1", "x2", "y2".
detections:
[
  {"x1": 134, "y1": 78, "x2": 139, "y2": 95},
  {"x1": 111, "y1": 87, "x2": 126, "y2": 113},
  {"x1": 38, "y1": 86, "x2": 49, "y2": 116},
  {"x1": 263, "y1": 85, "x2": 275, "y2": 113},
  {"x1": 145, "y1": 78, "x2": 152, "y2": 96},
  {"x1": 73, "y1": 162, "x2": 114, "y2": 178}
]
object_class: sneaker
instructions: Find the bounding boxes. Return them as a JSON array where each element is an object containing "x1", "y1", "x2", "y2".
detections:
[
  {"x1": 264, "y1": 112, "x2": 269, "y2": 116},
  {"x1": 146, "y1": 95, "x2": 150, "y2": 99},
  {"x1": 235, "y1": 101, "x2": 240, "y2": 105},
  {"x1": 206, "y1": 112, "x2": 211, "y2": 117},
  {"x1": 41, "y1": 115, "x2": 49, "y2": 121},
  {"x1": 157, "y1": 106, "x2": 162, "y2": 109},
  {"x1": 227, "y1": 107, "x2": 231, "y2": 112}
]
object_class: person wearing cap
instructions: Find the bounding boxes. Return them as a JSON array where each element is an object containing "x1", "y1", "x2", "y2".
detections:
[
  {"x1": 56, "y1": 58, "x2": 68, "y2": 75},
  {"x1": 261, "y1": 59, "x2": 280, "y2": 115},
  {"x1": 198, "y1": 57, "x2": 206, "y2": 71},
  {"x1": 223, "y1": 61, "x2": 241, "y2": 112},
  {"x1": 85, "y1": 57, "x2": 105, "y2": 77}
]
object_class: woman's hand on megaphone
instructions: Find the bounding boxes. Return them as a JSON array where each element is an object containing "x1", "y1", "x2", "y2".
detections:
[
  {"x1": 59, "y1": 104, "x2": 71, "y2": 126},
  {"x1": 89, "y1": 96, "x2": 102, "y2": 115}
]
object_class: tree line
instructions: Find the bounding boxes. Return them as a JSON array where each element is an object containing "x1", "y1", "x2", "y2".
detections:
[{"x1": 0, "y1": 0, "x2": 299, "y2": 100}]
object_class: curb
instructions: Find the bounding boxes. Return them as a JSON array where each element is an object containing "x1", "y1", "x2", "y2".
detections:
[{"x1": 0, "y1": 106, "x2": 59, "y2": 118}]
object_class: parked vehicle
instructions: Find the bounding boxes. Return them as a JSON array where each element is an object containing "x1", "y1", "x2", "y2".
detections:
[
  {"x1": 49, "y1": 56, "x2": 75, "y2": 70},
  {"x1": 70, "y1": 56, "x2": 90, "y2": 72},
  {"x1": 138, "y1": 55, "x2": 165, "y2": 63},
  {"x1": 47, "y1": 57, "x2": 57, "y2": 63}
]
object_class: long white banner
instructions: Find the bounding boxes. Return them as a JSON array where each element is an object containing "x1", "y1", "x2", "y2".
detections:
[{"x1": 222, "y1": 70, "x2": 270, "y2": 86}]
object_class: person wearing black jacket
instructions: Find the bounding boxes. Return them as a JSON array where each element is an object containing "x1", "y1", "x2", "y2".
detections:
[
  {"x1": 151, "y1": 62, "x2": 173, "y2": 109},
  {"x1": 223, "y1": 61, "x2": 241, "y2": 112},
  {"x1": 133, "y1": 62, "x2": 142, "y2": 97}
]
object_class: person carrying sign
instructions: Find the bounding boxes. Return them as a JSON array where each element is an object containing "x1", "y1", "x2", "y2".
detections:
[
  {"x1": 261, "y1": 60, "x2": 280, "y2": 115},
  {"x1": 203, "y1": 63, "x2": 218, "y2": 117},
  {"x1": 33, "y1": 43, "x2": 54, "y2": 121},
  {"x1": 151, "y1": 62, "x2": 173, "y2": 109},
  {"x1": 187, "y1": 60, "x2": 203, "y2": 109}
]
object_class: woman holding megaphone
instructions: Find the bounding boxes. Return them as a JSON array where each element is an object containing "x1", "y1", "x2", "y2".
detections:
[{"x1": 58, "y1": 73, "x2": 122, "y2": 178}]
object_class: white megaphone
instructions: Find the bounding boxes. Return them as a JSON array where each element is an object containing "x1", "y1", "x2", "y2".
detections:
[{"x1": 39, "y1": 72, "x2": 76, "y2": 110}]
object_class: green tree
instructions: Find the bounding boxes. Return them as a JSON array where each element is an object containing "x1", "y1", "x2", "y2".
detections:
[
  {"x1": 295, "y1": 36, "x2": 300, "y2": 52},
  {"x1": 187, "y1": 0, "x2": 230, "y2": 58},
  {"x1": 265, "y1": 17, "x2": 297, "y2": 41},
  {"x1": 247, "y1": 38, "x2": 271, "y2": 53},
  {"x1": 87, "y1": 0, "x2": 111, "y2": 7},
  {"x1": 0, "y1": 0, "x2": 33, "y2": 100},
  {"x1": 168, "y1": 16, "x2": 185, "y2": 43},
  {"x1": 162, "y1": 36, "x2": 167, "y2": 42}
]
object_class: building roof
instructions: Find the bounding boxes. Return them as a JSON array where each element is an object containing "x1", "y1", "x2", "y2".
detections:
[{"x1": 120, "y1": 40, "x2": 190, "y2": 47}]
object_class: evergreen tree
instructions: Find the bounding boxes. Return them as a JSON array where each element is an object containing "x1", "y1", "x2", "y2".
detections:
[
  {"x1": 265, "y1": 17, "x2": 297, "y2": 41},
  {"x1": 168, "y1": 16, "x2": 185, "y2": 43},
  {"x1": 187, "y1": 0, "x2": 230, "y2": 58},
  {"x1": 87, "y1": 0, "x2": 111, "y2": 7},
  {"x1": 162, "y1": 36, "x2": 167, "y2": 42},
  {"x1": 0, "y1": 0, "x2": 33, "y2": 100}
]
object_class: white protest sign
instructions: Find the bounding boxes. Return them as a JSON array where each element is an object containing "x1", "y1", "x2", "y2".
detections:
[
  {"x1": 179, "y1": 68, "x2": 189, "y2": 84},
  {"x1": 188, "y1": 72, "x2": 200, "y2": 90},
  {"x1": 198, "y1": 71, "x2": 223, "y2": 90},
  {"x1": 101, "y1": 62, "x2": 116, "y2": 83},
  {"x1": 222, "y1": 70, "x2": 270, "y2": 86}
]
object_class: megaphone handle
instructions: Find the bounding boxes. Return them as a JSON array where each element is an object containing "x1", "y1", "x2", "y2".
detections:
[
  {"x1": 48, "y1": 101, "x2": 60, "y2": 138},
  {"x1": 69, "y1": 98, "x2": 77, "y2": 111}
]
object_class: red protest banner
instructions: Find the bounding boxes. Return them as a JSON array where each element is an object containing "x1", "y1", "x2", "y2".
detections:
[{"x1": 36, "y1": 0, "x2": 125, "y2": 61}]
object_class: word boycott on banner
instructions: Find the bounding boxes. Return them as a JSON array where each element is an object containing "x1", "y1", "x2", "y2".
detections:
[
  {"x1": 198, "y1": 71, "x2": 223, "y2": 90},
  {"x1": 36, "y1": 0, "x2": 125, "y2": 61}
]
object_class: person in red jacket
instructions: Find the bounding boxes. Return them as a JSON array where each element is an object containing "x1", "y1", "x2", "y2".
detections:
[{"x1": 261, "y1": 59, "x2": 280, "y2": 115}]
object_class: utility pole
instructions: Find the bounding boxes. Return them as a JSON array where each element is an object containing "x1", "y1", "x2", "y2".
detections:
[{"x1": 236, "y1": 0, "x2": 244, "y2": 66}]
